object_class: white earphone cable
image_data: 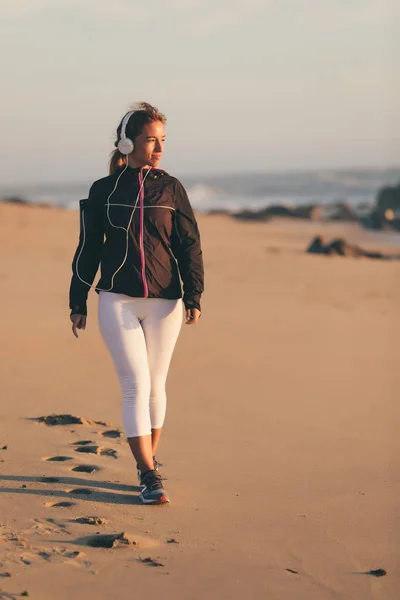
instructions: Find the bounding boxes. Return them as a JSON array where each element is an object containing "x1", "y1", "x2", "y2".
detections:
[{"x1": 75, "y1": 164, "x2": 152, "y2": 294}]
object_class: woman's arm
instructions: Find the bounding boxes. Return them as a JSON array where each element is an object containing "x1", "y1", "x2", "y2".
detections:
[
  {"x1": 69, "y1": 182, "x2": 104, "y2": 317},
  {"x1": 171, "y1": 179, "x2": 204, "y2": 312}
]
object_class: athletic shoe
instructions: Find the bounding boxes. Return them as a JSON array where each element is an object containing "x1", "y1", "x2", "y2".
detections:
[
  {"x1": 137, "y1": 456, "x2": 159, "y2": 482},
  {"x1": 139, "y1": 469, "x2": 170, "y2": 505}
]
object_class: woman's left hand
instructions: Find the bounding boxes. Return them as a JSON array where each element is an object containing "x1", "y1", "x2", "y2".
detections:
[{"x1": 185, "y1": 308, "x2": 201, "y2": 325}]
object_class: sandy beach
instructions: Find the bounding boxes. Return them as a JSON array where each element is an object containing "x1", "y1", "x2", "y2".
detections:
[{"x1": 0, "y1": 202, "x2": 399, "y2": 599}]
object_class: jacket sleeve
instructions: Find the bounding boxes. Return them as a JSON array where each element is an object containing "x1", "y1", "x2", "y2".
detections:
[
  {"x1": 171, "y1": 179, "x2": 204, "y2": 311},
  {"x1": 69, "y1": 182, "x2": 104, "y2": 316}
]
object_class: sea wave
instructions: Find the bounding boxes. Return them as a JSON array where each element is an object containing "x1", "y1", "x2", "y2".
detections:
[{"x1": 1, "y1": 167, "x2": 399, "y2": 213}]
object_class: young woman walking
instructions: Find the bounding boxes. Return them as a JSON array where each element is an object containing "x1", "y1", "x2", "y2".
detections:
[{"x1": 69, "y1": 102, "x2": 204, "y2": 505}]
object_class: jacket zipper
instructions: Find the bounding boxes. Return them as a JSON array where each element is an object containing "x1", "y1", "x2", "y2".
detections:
[{"x1": 138, "y1": 169, "x2": 149, "y2": 298}]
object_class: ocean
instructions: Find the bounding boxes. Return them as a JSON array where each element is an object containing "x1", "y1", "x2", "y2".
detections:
[{"x1": 1, "y1": 166, "x2": 399, "y2": 214}]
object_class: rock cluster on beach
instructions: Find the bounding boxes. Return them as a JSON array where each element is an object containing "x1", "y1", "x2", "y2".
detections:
[
  {"x1": 213, "y1": 181, "x2": 400, "y2": 233},
  {"x1": 306, "y1": 235, "x2": 400, "y2": 260}
]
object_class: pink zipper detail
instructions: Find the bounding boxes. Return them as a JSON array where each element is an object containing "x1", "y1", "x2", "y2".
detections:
[{"x1": 138, "y1": 170, "x2": 149, "y2": 298}]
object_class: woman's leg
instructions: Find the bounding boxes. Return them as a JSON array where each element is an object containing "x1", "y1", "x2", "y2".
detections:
[
  {"x1": 151, "y1": 428, "x2": 163, "y2": 458},
  {"x1": 141, "y1": 299, "x2": 183, "y2": 457},
  {"x1": 98, "y1": 292, "x2": 154, "y2": 473}
]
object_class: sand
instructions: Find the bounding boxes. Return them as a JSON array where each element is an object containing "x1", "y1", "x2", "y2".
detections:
[{"x1": 0, "y1": 202, "x2": 399, "y2": 599}]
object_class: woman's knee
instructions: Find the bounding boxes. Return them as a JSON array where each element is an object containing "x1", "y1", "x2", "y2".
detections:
[
  {"x1": 120, "y1": 374, "x2": 151, "y2": 405},
  {"x1": 149, "y1": 377, "x2": 167, "y2": 402}
]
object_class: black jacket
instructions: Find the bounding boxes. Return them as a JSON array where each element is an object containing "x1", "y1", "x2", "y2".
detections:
[{"x1": 69, "y1": 166, "x2": 204, "y2": 315}]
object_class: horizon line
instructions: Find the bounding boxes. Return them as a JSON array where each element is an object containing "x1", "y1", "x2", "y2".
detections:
[{"x1": 1, "y1": 163, "x2": 400, "y2": 189}]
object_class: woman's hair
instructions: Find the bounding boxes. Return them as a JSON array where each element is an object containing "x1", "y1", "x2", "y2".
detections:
[{"x1": 109, "y1": 102, "x2": 167, "y2": 174}]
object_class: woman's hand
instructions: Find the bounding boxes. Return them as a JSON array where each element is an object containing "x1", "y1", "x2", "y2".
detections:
[
  {"x1": 185, "y1": 308, "x2": 201, "y2": 325},
  {"x1": 70, "y1": 314, "x2": 87, "y2": 338}
]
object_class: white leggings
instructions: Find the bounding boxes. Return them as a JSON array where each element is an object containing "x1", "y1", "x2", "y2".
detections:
[{"x1": 98, "y1": 292, "x2": 183, "y2": 437}]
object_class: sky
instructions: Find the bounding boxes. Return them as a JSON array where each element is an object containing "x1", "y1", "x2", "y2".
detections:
[{"x1": 0, "y1": 0, "x2": 399, "y2": 183}]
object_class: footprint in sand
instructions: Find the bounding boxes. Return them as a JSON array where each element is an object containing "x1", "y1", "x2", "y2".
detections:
[
  {"x1": 71, "y1": 465, "x2": 101, "y2": 474},
  {"x1": 84, "y1": 533, "x2": 132, "y2": 548},
  {"x1": 74, "y1": 446, "x2": 118, "y2": 459},
  {"x1": 30, "y1": 518, "x2": 70, "y2": 537},
  {"x1": 45, "y1": 501, "x2": 76, "y2": 508},
  {"x1": 72, "y1": 517, "x2": 108, "y2": 526},
  {"x1": 2, "y1": 533, "x2": 29, "y2": 549},
  {"x1": 0, "y1": 591, "x2": 18, "y2": 600},
  {"x1": 1, "y1": 525, "x2": 95, "y2": 578},
  {"x1": 139, "y1": 557, "x2": 164, "y2": 567},
  {"x1": 69, "y1": 440, "x2": 94, "y2": 446},
  {"x1": 15, "y1": 544, "x2": 88, "y2": 568},
  {"x1": 100, "y1": 430, "x2": 122, "y2": 439},
  {"x1": 43, "y1": 456, "x2": 73, "y2": 462},
  {"x1": 74, "y1": 532, "x2": 158, "y2": 549},
  {"x1": 34, "y1": 414, "x2": 111, "y2": 427}
]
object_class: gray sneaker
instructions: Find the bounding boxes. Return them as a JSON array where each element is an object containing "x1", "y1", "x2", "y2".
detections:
[
  {"x1": 139, "y1": 469, "x2": 170, "y2": 505},
  {"x1": 137, "y1": 456, "x2": 159, "y2": 482}
]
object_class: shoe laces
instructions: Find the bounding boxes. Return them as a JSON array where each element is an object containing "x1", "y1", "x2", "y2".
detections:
[{"x1": 141, "y1": 469, "x2": 163, "y2": 490}]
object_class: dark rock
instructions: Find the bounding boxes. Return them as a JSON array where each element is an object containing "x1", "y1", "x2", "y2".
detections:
[
  {"x1": 362, "y1": 182, "x2": 400, "y2": 231},
  {"x1": 266, "y1": 204, "x2": 319, "y2": 219},
  {"x1": 361, "y1": 209, "x2": 400, "y2": 231},
  {"x1": 232, "y1": 208, "x2": 271, "y2": 222},
  {"x1": 306, "y1": 236, "x2": 329, "y2": 254},
  {"x1": 265, "y1": 205, "x2": 293, "y2": 217},
  {"x1": 364, "y1": 569, "x2": 387, "y2": 577},
  {"x1": 353, "y1": 568, "x2": 387, "y2": 577},
  {"x1": 327, "y1": 201, "x2": 358, "y2": 221},
  {"x1": 306, "y1": 236, "x2": 400, "y2": 260},
  {"x1": 325, "y1": 239, "x2": 365, "y2": 257},
  {"x1": 205, "y1": 209, "x2": 232, "y2": 216},
  {"x1": 1, "y1": 195, "x2": 29, "y2": 205},
  {"x1": 232, "y1": 204, "x2": 319, "y2": 221},
  {"x1": 377, "y1": 184, "x2": 400, "y2": 212},
  {"x1": 292, "y1": 205, "x2": 320, "y2": 219}
]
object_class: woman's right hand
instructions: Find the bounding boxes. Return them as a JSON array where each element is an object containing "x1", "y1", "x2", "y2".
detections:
[{"x1": 70, "y1": 314, "x2": 87, "y2": 338}]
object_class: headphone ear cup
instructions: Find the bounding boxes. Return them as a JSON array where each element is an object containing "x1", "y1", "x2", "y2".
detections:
[{"x1": 118, "y1": 137, "x2": 134, "y2": 155}]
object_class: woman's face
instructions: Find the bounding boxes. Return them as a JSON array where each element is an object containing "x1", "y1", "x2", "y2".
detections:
[{"x1": 129, "y1": 120, "x2": 165, "y2": 169}]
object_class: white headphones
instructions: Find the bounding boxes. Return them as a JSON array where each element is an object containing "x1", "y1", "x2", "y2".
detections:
[{"x1": 117, "y1": 110, "x2": 135, "y2": 155}]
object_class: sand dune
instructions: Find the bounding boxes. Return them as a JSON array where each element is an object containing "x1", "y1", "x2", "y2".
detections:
[{"x1": 0, "y1": 203, "x2": 399, "y2": 599}]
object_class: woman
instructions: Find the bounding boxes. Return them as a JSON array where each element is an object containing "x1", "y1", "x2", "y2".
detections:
[{"x1": 69, "y1": 102, "x2": 204, "y2": 505}]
